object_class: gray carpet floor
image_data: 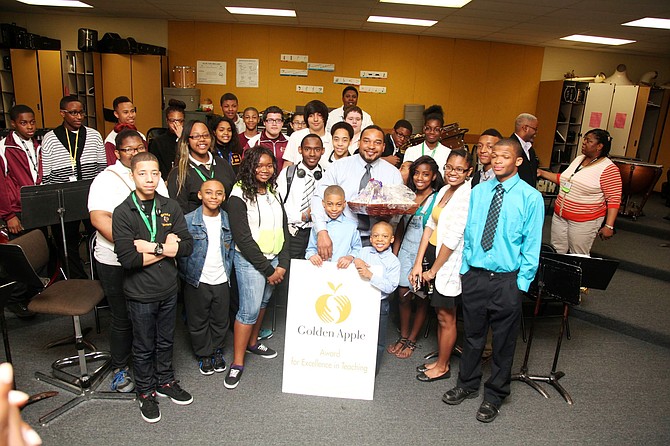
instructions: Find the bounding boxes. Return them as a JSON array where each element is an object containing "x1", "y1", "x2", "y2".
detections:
[{"x1": 5, "y1": 306, "x2": 670, "y2": 446}]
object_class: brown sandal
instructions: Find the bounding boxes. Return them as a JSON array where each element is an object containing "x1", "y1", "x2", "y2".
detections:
[{"x1": 387, "y1": 337, "x2": 408, "y2": 355}]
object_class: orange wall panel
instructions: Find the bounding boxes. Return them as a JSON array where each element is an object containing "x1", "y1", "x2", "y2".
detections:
[{"x1": 167, "y1": 22, "x2": 545, "y2": 134}]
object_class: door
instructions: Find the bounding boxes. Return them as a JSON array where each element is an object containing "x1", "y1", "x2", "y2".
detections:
[
  {"x1": 130, "y1": 55, "x2": 162, "y2": 134},
  {"x1": 10, "y1": 49, "x2": 42, "y2": 126},
  {"x1": 101, "y1": 54, "x2": 132, "y2": 136},
  {"x1": 580, "y1": 82, "x2": 615, "y2": 138},
  {"x1": 607, "y1": 85, "x2": 639, "y2": 157},
  {"x1": 37, "y1": 50, "x2": 64, "y2": 128}
]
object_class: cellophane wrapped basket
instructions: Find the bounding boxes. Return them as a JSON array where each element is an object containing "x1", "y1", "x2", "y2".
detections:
[{"x1": 348, "y1": 179, "x2": 419, "y2": 216}]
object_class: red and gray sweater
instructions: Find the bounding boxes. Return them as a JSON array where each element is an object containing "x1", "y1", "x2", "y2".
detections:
[{"x1": 0, "y1": 131, "x2": 41, "y2": 221}]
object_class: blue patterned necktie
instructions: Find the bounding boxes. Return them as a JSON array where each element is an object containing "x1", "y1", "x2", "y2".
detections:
[{"x1": 481, "y1": 183, "x2": 504, "y2": 251}]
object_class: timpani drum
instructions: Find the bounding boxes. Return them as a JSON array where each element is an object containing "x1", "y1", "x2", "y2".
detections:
[
  {"x1": 171, "y1": 66, "x2": 196, "y2": 88},
  {"x1": 612, "y1": 157, "x2": 663, "y2": 219}
]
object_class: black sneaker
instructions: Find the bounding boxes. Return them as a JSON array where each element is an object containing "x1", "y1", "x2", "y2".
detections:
[
  {"x1": 156, "y1": 380, "x2": 193, "y2": 405},
  {"x1": 246, "y1": 343, "x2": 277, "y2": 359},
  {"x1": 224, "y1": 366, "x2": 243, "y2": 389},
  {"x1": 213, "y1": 349, "x2": 226, "y2": 373},
  {"x1": 138, "y1": 391, "x2": 161, "y2": 423},
  {"x1": 198, "y1": 356, "x2": 214, "y2": 376}
]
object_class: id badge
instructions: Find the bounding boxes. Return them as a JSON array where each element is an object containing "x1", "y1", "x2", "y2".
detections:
[
  {"x1": 68, "y1": 175, "x2": 77, "y2": 182},
  {"x1": 560, "y1": 180, "x2": 571, "y2": 194}
]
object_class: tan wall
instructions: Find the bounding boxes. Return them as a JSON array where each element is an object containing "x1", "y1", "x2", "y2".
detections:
[
  {"x1": 3, "y1": 12, "x2": 168, "y2": 51},
  {"x1": 541, "y1": 47, "x2": 670, "y2": 84},
  {"x1": 168, "y1": 22, "x2": 544, "y2": 134}
]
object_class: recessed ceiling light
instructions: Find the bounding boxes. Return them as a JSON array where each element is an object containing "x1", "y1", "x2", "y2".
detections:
[
  {"x1": 560, "y1": 34, "x2": 635, "y2": 46},
  {"x1": 380, "y1": 0, "x2": 471, "y2": 7},
  {"x1": 225, "y1": 7, "x2": 296, "y2": 17},
  {"x1": 368, "y1": 16, "x2": 437, "y2": 27},
  {"x1": 17, "y1": 0, "x2": 92, "y2": 7},
  {"x1": 622, "y1": 17, "x2": 670, "y2": 30}
]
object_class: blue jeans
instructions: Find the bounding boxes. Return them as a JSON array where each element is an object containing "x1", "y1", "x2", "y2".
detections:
[
  {"x1": 96, "y1": 263, "x2": 132, "y2": 369},
  {"x1": 234, "y1": 251, "x2": 277, "y2": 325},
  {"x1": 126, "y1": 294, "x2": 177, "y2": 395}
]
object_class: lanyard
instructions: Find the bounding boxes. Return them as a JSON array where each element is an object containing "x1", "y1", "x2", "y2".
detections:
[
  {"x1": 191, "y1": 163, "x2": 214, "y2": 182},
  {"x1": 421, "y1": 142, "x2": 437, "y2": 159},
  {"x1": 19, "y1": 138, "x2": 39, "y2": 180},
  {"x1": 131, "y1": 192, "x2": 157, "y2": 242},
  {"x1": 65, "y1": 130, "x2": 80, "y2": 172}
]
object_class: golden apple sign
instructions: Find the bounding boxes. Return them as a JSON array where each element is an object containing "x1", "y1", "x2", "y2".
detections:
[{"x1": 315, "y1": 282, "x2": 352, "y2": 324}]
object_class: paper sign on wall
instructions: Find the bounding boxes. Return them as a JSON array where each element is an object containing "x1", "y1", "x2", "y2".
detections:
[
  {"x1": 280, "y1": 68, "x2": 308, "y2": 77},
  {"x1": 296, "y1": 85, "x2": 324, "y2": 94},
  {"x1": 282, "y1": 260, "x2": 380, "y2": 400},
  {"x1": 360, "y1": 71, "x2": 387, "y2": 79},
  {"x1": 308, "y1": 63, "x2": 335, "y2": 72},
  {"x1": 614, "y1": 113, "x2": 627, "y2": 129},
  {"x1": 236, "y1": 58, "x2": 259, "y2": 88},
  {"x1": 281, "y1": 54, "x2": 308, "y2": 63},
  {"x1": 197, "y1": 61, "x2": 227, "y2": 85},
  {"x1": 589, "y1": 112, "x2": 602, "y2": 128},
  {"x1": 359, "y1": 85, "x2": 386, "y2": 94},
  {"x1": 334, "y1": 76, "x2": 361, "y2": 86}
]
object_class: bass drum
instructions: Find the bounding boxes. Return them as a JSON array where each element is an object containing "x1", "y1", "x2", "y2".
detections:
[{"x1": 612, "y1": 157, "x2": 663, "y2": 219}]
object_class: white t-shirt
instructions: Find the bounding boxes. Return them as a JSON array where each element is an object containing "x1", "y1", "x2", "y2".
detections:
[
  {"x1": 87, "y1": 160, "x2": 169, "y2": 266},
  {"x1": 283, "y1": 128, "x2": 333, "y2": 170},
  {"x1": 403, "y1": 142, "x2": 451, "y2": 177},
  {"x1": 326, "y1": 106, "x2": 373, "y2": 133},
  {"x1": 200, "y1": 214, "x2": 228, "y2": 285}
]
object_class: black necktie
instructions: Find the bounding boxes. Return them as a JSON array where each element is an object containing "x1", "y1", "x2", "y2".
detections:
[
  {"x1": 358, "y1": 164, "x2": 372, "y2": 232},
  {"x1": 481, "y1": 183, "x2": 504, "y2": 251}
]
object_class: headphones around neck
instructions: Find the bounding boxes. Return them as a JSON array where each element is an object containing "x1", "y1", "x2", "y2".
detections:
[{"x1": 296, "y1": 164, "x2": 322, "y2": 180}]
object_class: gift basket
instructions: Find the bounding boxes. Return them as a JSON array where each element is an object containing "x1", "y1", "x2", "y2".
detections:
[{"x1": 348, "y1": 179, "x2": 419, "y2": 216}]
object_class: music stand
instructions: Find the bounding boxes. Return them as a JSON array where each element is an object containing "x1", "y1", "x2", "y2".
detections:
[
  {"x1": 21, "y1": 180, "x2": 93, "y2": 279},
  {"x1": 513, "y1": 254, "x2": 618, "y2": 404}
]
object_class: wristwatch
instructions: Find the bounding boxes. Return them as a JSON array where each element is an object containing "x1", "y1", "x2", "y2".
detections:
[{"x1": 154, "y1": 242, "x2": 163, "y2": 255}]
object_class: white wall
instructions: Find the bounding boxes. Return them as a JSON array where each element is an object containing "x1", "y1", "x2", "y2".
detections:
[
  {"x1": 541, "y1": 47, "x2": 670, "y2": 85},
  {"x1": 3, "y1": 13, "x2": 168, "y2": 51}
]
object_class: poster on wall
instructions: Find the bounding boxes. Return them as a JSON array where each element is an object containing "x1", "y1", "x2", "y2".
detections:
[
  {"x1": 308, "y1": 63, "x2": 335, "y2": 72},
  {"x1": 296, "y1": 85, "x2": 324, "y2": 94},
  {"x1": 197, "y1": 61, "x2": 227, "y2": 85},
  {"x1": 281, "y1": 68, "x2": 309, "y2": 77},
  {"x1": 282, "y1": 260, "x2": 380, "y2": 400},
  {"x1": 236, "y1": 58, "x2": 259, "y2": 88}
]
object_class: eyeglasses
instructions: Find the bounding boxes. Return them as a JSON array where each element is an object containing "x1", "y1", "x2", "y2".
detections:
[
  {"x1": 525, "y1": 124, "x2": 538, "y2": 132},
  {"x1": 394, "y1": 130, "x2": 411, "y2": 140},
  {"x1": 61, "y1": 110, "x2": 86, "y2": 117},
  {"x1": 117, "y1": 147, "x2": 141, "y2": 153},
  {"x1": 265, "y1": 118, "x2": 283, "y2": 124},
  {"x1": 167, "y1": 118, "x2": 184, "y2": 124},
  {"x1": 189, "y1": 134, "x2": 211, "y2": 140},
  {"x1": 444, "y1": 165, "x2": 468, "y2": 174},
  {"x1": 292, "y1": 121, "x2": 306, "y2": 126},
  {"x1": 424, "y1": 126, "x2": 442, "y2": 134}
]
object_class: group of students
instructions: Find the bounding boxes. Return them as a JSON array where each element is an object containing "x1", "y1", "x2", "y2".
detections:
[{"x1": 4, "y1": 84, "x2": 623, "y2": 426}]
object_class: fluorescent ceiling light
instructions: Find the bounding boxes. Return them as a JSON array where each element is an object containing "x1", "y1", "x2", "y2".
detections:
[
  {"x1": 622, "y1": 17, "x2": 670, "y2": 30},
  {"x1": 380, "y1": 0, "x2": 471, "y2": 7},
  {"x1": 368, "y1": 16, "x2": 437, "y2": 27},
  {"x1": 560, "y1": 34, "x2": 635, "y2": 46},
  {"x1": 225, "y1": 7, "x2": 296, "y2": 17},
  {"x1": 17, "y1": 0, "x2": 92, "y2": 6},
  {"x1": 379, "y1": 0, "x2": 472, "y2": 8}
]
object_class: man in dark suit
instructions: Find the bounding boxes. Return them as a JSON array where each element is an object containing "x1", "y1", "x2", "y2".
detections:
[
  {"x1": 511, "y1": 113, "x2": 540, "y2": 187},
  {"x1": 381, "y1": 119, "x2": 412, "y2": 168}
]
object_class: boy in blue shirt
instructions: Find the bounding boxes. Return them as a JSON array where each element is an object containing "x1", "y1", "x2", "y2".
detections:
[
  {"x1": 305, "y1": 185, "x2": 361, "y2": 268},
  {"x1": 442, "y1": 138, "x2": 544, "y2": 423},
  {"x1": 178, "y1": 179, "x2": 234, "y2": 376},
  {"x1": 354, "y1": 221, "x2": 400, "y2": 374}
]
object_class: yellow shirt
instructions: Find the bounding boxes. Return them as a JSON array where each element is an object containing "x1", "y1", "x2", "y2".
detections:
[{"x1": 429, "y1": 205, "x2": 444, "y2": 246}]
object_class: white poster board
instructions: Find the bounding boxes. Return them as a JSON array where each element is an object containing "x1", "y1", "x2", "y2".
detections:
[
  {"x1": 236, "y1": 58, "x2": 259, "y2": 88},
  {"x1": 196, "y1": 60, "x2": 226, "y2": 85},
  {"x1": 282, "y1": 260, "x2": 380, "y2": 400}
]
